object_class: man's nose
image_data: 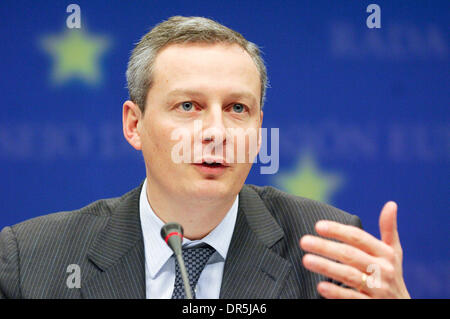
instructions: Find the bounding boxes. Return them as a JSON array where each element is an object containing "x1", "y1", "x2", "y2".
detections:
[{"x1": 201, "y1": 105, "x2": 227, "y2": 144}]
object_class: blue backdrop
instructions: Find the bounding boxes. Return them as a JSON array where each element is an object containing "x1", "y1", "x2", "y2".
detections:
[{"x1": 0, "y1": 0, "x2": 448, "y2": 298}]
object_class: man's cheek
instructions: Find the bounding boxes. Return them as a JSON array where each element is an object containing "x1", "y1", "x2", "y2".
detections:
[
  {"x1": 168, "y1": 127, "x2": 194, "y2": 164},
  {"x1": 225, "y1": 130, "x2": 259, "y2": 164}
]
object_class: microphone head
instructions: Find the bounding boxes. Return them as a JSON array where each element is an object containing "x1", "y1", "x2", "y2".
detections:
[{"x1": 161, "y1": 222, "x2": 184, "y2": 255}]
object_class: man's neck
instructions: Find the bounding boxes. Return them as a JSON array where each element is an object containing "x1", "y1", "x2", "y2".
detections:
[{"x1": 145, "y1": 181, "x2": 237, "y2": 240}]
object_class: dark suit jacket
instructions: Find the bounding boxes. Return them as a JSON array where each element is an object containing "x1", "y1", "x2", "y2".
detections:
[{"x1": 0, "y1": 183, "x2": 361, "y2": 299}]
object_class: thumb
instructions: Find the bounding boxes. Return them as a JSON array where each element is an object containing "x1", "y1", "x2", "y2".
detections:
[{"x1": 379, "y1": 201, "x2": 401, "y2": 249}]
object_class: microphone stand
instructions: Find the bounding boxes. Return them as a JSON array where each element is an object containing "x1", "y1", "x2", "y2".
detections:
[
  {"x1": 161, "y1": 222, "x2": 193, "y2": 299},
  {"x1": 174, "y1": 250, "x2": 193, "y2": 299}
]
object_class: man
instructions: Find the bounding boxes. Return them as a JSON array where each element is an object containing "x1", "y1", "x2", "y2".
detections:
[{"x1": 0, "y1": 16, "x2": 410, "y2": 299}]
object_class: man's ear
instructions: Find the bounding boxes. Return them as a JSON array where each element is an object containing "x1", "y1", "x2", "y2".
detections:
[{"x1": 123, "y1": 100, "x2": 143, "y2": 150}]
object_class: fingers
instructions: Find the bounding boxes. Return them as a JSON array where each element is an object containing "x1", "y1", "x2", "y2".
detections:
[
  {"x1": 300, "y1": 204, "x2": 408, "y2": 299},
  {"x1": 314, "y1": 220, "x2": 393, "y2": 257},
  {"x1": 300, "y1": 235, "x2": 378, "y2": 273},
  {"x1": 379, "y1": 201, "x2": 401, "y2": 250},
  {"x1": 302, "y1": 253, "x2": 370, "y2": 294},
  {"x1": 317, "y1": 281, "x2": 370, "y2": 299}
]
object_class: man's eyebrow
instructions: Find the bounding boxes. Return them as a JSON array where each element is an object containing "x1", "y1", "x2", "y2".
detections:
[
  {"x1": 166, "y1": 89, "x2": 258, "y2": 105},
  {"x1": 227, "y1": 91, "x2": 258, "y2": 105},
  {"x1": 166, "y1": 89, "x2": 204, "y2": 97}
]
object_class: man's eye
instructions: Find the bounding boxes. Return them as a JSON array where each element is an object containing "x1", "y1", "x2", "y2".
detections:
[
  {"x1": 232, "y1": 103, "x2": 245, "y2": 113},
  {"x1": 180, "y1": 102, "x2": 194, "y2": 111}
]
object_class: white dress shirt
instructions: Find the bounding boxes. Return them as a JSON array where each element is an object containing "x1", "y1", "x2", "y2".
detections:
[{"x1": 139, "y1": 178, "x2": 239, "y2": 299}]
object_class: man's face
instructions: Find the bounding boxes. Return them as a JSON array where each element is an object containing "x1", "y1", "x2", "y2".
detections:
[{"x1": 138, "y1": 42, "x2": 263, "y2": 201}]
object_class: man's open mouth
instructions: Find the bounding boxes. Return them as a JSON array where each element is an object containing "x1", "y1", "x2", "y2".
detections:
[
  {"x1": 193, "y1": 158, "x2": 229, "y2": 167},
  {"x1": 192, "y1": 159, "x2": 229, "y2": 174},
  {"x1": 200, "y1": 162, "x2": 224, "y2": 168}
]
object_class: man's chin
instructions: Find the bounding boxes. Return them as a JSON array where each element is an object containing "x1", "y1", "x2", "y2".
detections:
[{"x1": 189, "y1": 179, "x2": 238, "y2": 201}]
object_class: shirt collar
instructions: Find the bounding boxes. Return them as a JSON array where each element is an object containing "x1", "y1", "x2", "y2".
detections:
[{"x1": 139, "y1": 178, "x2": 239, "y2": 279}]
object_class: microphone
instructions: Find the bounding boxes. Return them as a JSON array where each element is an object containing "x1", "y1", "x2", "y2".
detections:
[{"x1": 160, "y1": 222, "x2": 193, "y2": 299}]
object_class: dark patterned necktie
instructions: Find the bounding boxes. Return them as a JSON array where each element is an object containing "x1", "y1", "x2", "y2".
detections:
[{"x1": 171, "y1": 244, "x2": 215, "y2": 299}]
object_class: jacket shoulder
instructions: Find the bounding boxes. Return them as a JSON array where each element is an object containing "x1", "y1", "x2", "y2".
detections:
[
  {"x1": 0, "y1": 185, "x2": 141, "y2": 298},
  {"x1": 4, "y1": 185, "x2": 142, "y2": 266},
  {"x1": 244, "y1": 184, "x2": 361, "y2": 228},
  {"x1": 10, "y1": 186, "x2": 137, "y2": 233},
  {"x1": 4, "y1": 188, "x2": 133, "y2": 260}
]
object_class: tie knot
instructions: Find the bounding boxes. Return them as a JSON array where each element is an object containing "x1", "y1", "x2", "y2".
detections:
[{"x1": 172, "y1": 244, "x2": 215, "y2": 299}]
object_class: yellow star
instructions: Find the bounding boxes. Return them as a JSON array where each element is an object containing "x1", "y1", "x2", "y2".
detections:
[
  {"x1": 275, "y1": 152, "x2": 343, "y2": 204},
  {"x1": 42, "y1": 29, "x2": 109, "y2": 85}
]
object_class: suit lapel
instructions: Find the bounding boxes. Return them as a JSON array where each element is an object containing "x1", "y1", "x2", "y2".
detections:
[
  {"x1": 81, "y1": 184, "x2": 146, "y2": 299},
  {"x1": 79, "y1": 183, "x2": 294, "y2": 299},
  {"x1": 220, "y1": 185, "x2": 293, "y2": 298}
]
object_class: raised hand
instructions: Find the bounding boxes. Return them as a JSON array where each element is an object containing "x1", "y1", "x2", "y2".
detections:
[{"x1": 300, "y1": 201, "x2": 411, "y2": 299}]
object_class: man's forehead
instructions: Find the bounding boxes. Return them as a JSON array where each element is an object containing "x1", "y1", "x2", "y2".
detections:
[
  {"x1": 152, "y1": 42, "x2": 259, "y2": 79},
  {"x1": 150, "y1": 42, "x2": 261, "y2": 99}
]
